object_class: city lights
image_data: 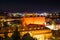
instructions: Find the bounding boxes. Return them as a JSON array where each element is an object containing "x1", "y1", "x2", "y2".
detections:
[{"x1": 0, "y1": 12, "x2": 60, "y2": 40}]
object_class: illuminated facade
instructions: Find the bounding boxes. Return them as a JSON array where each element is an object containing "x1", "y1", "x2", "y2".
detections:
[
  {"x1": 21, "y1": 16, "x2": 52, "y2": 40},
  {"x1": 22, "y1": 17, "x2": 46, "y2": 26}
]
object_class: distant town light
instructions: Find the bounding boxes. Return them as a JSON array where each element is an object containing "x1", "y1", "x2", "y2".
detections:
[
  {"x1": 40, "y1": 13, "x2": 44, "y2": 16},
  {"x1": 44, "y1": 12, "x2": 48, "y2": 16}
]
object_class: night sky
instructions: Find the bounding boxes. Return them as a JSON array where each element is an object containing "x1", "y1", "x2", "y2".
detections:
[{"x1": 0, "y1": 0, "x2": 60, "y2": 13}]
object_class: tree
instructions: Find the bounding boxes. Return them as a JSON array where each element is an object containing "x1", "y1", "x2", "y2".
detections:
[
  {"x1": 52, "y1": 21, "x2": 56, "y2": 29},
  {"x1": 11, "y1": 27, "x2": 21, "y2": 40},
  {"x1": 0, "y1": 36, "x2": 3, "y2": 40},
  {"x1": 22, "y1": 33, "x2": 34, "y2": 40}
]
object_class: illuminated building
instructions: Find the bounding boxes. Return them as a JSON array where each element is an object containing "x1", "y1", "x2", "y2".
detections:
[
  {"x1": 22, "y1": 17, "x2": 46, "y2": 26},
  {"x1": 21, "y1": 14, "x2": 52, "y2": 40}
]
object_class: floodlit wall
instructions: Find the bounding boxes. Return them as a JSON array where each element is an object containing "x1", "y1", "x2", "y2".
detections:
[{"x1": 22, "y1": 17, "x2": 46, "y2": 26}]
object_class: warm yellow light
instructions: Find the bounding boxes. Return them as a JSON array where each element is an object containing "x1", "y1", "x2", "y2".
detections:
[
  {"x1": 33, "y1": 35, "x2": 44, "y2": 40},
  {"x1": 22, "y1": 17, "x2": 46, "y2": 26},
  {"x1": 8, "y1": 33, "x2": 12, "y2": 37}
]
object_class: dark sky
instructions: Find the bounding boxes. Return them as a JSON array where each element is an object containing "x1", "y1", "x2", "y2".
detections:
[{"x1": 0, "y1": 0, "x2": 60, "y2": 13}]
